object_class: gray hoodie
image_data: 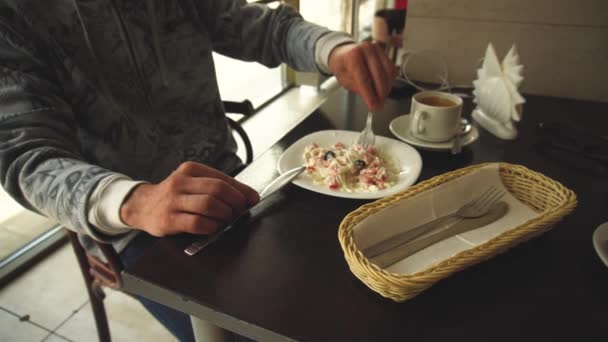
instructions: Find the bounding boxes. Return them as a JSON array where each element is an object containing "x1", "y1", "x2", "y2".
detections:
[{"x1": 0, "y1": 0, "x2": 333, "y2": 250}]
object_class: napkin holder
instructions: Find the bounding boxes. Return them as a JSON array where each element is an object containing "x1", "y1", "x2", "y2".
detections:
[{"x1": 472, "y1": 44, "x2": 525, "y2": 140}]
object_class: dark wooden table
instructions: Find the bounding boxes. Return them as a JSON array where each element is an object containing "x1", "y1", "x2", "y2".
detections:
[{"x1": 122, "y1": 88, "x2": 608, "y2": 341}]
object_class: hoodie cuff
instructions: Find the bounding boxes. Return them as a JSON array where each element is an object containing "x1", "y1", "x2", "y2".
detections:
[
  {"x1": 315, "y1": 32, "x2": 355, "y2": 75},
  {"x1": 87, "y1": 174, "x2": 147, "y2": 236}
]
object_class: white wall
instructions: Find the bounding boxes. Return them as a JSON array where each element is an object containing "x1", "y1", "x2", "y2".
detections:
[{"x1": 402, "y1": 0, "x2": 608, "y2": 102}]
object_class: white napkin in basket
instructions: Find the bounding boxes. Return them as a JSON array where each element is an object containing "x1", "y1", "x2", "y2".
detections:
[{"x1": 353, "y1": 164, "x2": 542, "y2": 275}]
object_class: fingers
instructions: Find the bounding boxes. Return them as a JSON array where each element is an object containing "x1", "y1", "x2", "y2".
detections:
[
  {"x1": 181, "y1": 177, "x2": 249, "y2": 215},
  {"x1": 330, "y1": 42, "x2": 397, "y2": 111},
  {"x1": 173, "y1": 213, "x2": 221, "y2": 235},
  {"x1": 171, "y1": 162, "x2": 260, "y2": 225},
  {"x1": 372, "y1": 43, "x2": 398, "y2": 91},
  {"x1": 126, "y1": 162, "x2": 261, "y2": 237},
  {"x1": 362, "y1": 44, "x2": 391, "y2": 108},
  {"x1": 350, "y1": 43, "x2": 397, "y2": 111},
  {"x1": 176, "y1": 161, "x2": 260, "y2": 205},
  {"x1": 177, "y1": 194, "x2": 233, "y2": 222},
  {"x1": 350, "y1": 47, "x2": 379, "y2": 110}
]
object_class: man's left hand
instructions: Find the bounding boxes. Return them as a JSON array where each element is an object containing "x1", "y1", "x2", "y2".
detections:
[{"x1": 328, "y1": 42, "x2": 398, "y2": 111}]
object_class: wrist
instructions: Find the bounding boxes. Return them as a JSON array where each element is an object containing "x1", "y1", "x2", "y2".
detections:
[
  {"x1": 328, "y1": 43, "x2": 354, "y2": 74},
  {"x1": 120, "y1": 183, "x2": 153, "y2": 229},
  {"x1": 315, "y1": 32, "x2": 355, "y2": 75},
  {"x1": 88, "y1": 175, "x2": 146, "y2": 236}
]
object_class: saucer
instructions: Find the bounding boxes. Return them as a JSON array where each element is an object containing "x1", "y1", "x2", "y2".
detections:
[
  {"x1": 593, "y1": 221, "x2": 608, "y2": 268},
  {"x1": 389, "y1": 114, "x2": 479, "y2": 151}
]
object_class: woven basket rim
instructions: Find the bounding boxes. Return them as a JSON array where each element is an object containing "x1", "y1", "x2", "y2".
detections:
[{"x1": 338, "y1": 162, "x2": 577, "y2": 297}]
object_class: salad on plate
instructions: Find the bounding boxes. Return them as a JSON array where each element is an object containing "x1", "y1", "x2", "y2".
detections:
[{"x1": 303, "y1": 142, "x2": 397, "y2": 192}]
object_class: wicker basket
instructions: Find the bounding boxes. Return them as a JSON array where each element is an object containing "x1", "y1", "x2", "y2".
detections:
[{"x1": 338, "y1": 163, "x2": 577, "y2": 302}]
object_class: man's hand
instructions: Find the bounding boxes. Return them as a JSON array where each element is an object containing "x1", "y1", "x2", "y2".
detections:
[
  {"x1": 328, "y1": 42, "x2": 398, "y2": 111},
  {"x1": 120, "y1": 162, "x2": 260, "y2": 237}
]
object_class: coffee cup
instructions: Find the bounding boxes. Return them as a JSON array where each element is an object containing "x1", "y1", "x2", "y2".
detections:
[{"x1": 409, "y1": 91, "x2": 463, "y2": 142}]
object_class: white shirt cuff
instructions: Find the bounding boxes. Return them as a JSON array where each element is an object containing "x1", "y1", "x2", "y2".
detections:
[
  {"x1": 87, "y1": 174, "x2": 147, "y2": 236},
  {"x1": 315, "y1": 32, "x2": 355, "y2": 75}
]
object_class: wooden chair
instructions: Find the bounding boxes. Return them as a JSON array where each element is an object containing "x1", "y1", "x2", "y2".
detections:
[
  {"x1": 225, "y1": 100, "x2": 255, "y2": 165},
  {"x1": 67, "y1": 231, "x2": 123, "y2": 342},
  {"x1": 68, "y1": 100, "x2": 255, "y2": 342}
]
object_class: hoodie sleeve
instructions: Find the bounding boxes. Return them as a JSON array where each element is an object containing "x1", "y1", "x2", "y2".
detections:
[
  {"x1": 0, "y1": 13, "x2": 122, "y2": 243},
  {"x1": 196, "y1": 0, "x2": 335, "y2": 73}
]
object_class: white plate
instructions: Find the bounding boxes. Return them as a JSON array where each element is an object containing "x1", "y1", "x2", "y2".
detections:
[
  {"x1": 389, "y1": 114, "x2": 479, "y2": 151},
  {"x1": 593, "y1": 222, "x2": 608, "y2": 268},
  {"x1": 277, "y1": 130, "x2": 422, "y2": 199}
]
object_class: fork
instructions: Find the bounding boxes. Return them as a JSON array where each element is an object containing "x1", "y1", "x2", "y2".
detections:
[
  {"x1": 363, "y1": 186, "x2": 506, "y2": 258},
  {"x1": 356, "y1": 111, "x2": 375, "y2": 147}
]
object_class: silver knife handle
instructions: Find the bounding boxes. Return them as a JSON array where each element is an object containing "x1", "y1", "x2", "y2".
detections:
[
  {"x1": 184, "y1": 234, "x2": 221, "y2": 256},
  {"x1": 183, "y1": 208, "x2": 249, "y2": 256},
  {"x1": 362, "y1": 215, "x2": 458, "y2": 258}
]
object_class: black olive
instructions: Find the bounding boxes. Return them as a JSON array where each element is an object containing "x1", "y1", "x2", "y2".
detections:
[
  {"x1": 354, "y1": 160, "x2": 366, "y2": 169},
  {"x1": 323, "y1": 151, "x2": 336, "y2": 160}
]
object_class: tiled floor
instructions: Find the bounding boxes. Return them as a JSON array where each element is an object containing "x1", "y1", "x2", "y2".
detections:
[{"x1": 0, "y1": 244, "x2": 177, "y2": 342}]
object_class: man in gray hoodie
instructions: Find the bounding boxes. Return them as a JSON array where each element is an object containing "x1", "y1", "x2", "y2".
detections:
[{"x1": 0, "y1": 0, "x2": 396, "y2": 340}]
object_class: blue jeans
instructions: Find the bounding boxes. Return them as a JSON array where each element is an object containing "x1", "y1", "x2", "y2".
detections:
[{"x1": 120, "y1": 233, "x2": 195, "y2": 342}]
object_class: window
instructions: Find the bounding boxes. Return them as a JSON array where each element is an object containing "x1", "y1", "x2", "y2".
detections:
[
  {"x1": 214, "y1": 54, "x2": 284, "y2": 108},
  {"x1": 215, "y1": 0, "x2": 285, "y2": 108},
  {"x1": 300, "y1": 0, "x2": 375, "y2": 40},
  {"x1": 0, "y1": 187, "x2": 60, "y2": 284},
  {"x1": 215, "y1": 0, "x2": 375, "y2": 107}
]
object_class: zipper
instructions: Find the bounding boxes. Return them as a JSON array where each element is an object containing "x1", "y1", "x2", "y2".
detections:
[
  {"x1": 72, "y1": 0, "x2": 124, "y2": 113},
  {"x1": 108, "y1": 0, "x2": 152, "y2": 106},
  {"x1": 146, "y1": 0, "x2": 169, "y2": 87}
]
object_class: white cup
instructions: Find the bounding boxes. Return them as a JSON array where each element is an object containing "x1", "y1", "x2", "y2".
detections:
[{"x1": 409, "y1": 91, "x2": 463, "y2": 142}]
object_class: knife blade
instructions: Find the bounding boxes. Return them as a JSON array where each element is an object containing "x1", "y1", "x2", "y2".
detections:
[
  {"x1": 369, "y1": 201, "x2": 510, "y2": 268},
  {"x1": 184, "y1": 166, "x2": 306, "y2": 256}
]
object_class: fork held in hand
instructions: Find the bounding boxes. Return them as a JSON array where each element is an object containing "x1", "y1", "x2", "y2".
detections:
[
  {"x1": 356, "y1": 111, "x2": 375, "y2": 147},
  {"x1": 362, "y1": 186, "x2": 507, "y2": 258}
]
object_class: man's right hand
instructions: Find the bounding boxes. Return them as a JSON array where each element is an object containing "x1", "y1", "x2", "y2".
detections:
[
  {"x1": 120, "y1": 162, "x2": 260, "y2": 237},
  {"x1": 328, "y1": 41, "x2": 398, "y2": 112}
]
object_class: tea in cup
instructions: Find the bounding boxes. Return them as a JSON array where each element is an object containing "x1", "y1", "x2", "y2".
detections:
[{"x1": 410, "y1": 91, "x2": 463, "y2": 142}]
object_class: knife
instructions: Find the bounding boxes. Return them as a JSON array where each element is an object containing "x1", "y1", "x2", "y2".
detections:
[
  {"x1": 369, "y1": 201, "x2": 509, "y2": 268},
  {"x1": 362, "y1": 215, "x2": 459, "y2": 259},
  {"x1": 184, "y1": 166, "x2": 306, "y2": 256}
]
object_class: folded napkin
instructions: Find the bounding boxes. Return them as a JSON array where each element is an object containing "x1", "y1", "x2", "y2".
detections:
[{"x1": 353, "y1": 164, "x2": 542, "y2": 275}]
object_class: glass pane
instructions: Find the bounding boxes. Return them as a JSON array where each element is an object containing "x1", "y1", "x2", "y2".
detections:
[
  {"x1": 213, "y1": 53, "x2": 283, "y2": 108},
  {"x1": 300, "y1": 0, "x2": 375, "y2": 40},
  {"x1": 215, "y1": 0, "x2": 376, "y2": 108},
  {"x1": 213, "y1": 1, "x2": 285, "y2": 108},
  {"x1": 359, "y1": 0, "x2": 377, "y2": 39},
  {"x1": 0, "y1": 187, "x2": 24, "y2": 223},
  {"x1": 0, "y1": 187, "x2": 56, "y2": 262},
  {"x1": 300, "y1": 0, "x2": 345, "y2": 31}
]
